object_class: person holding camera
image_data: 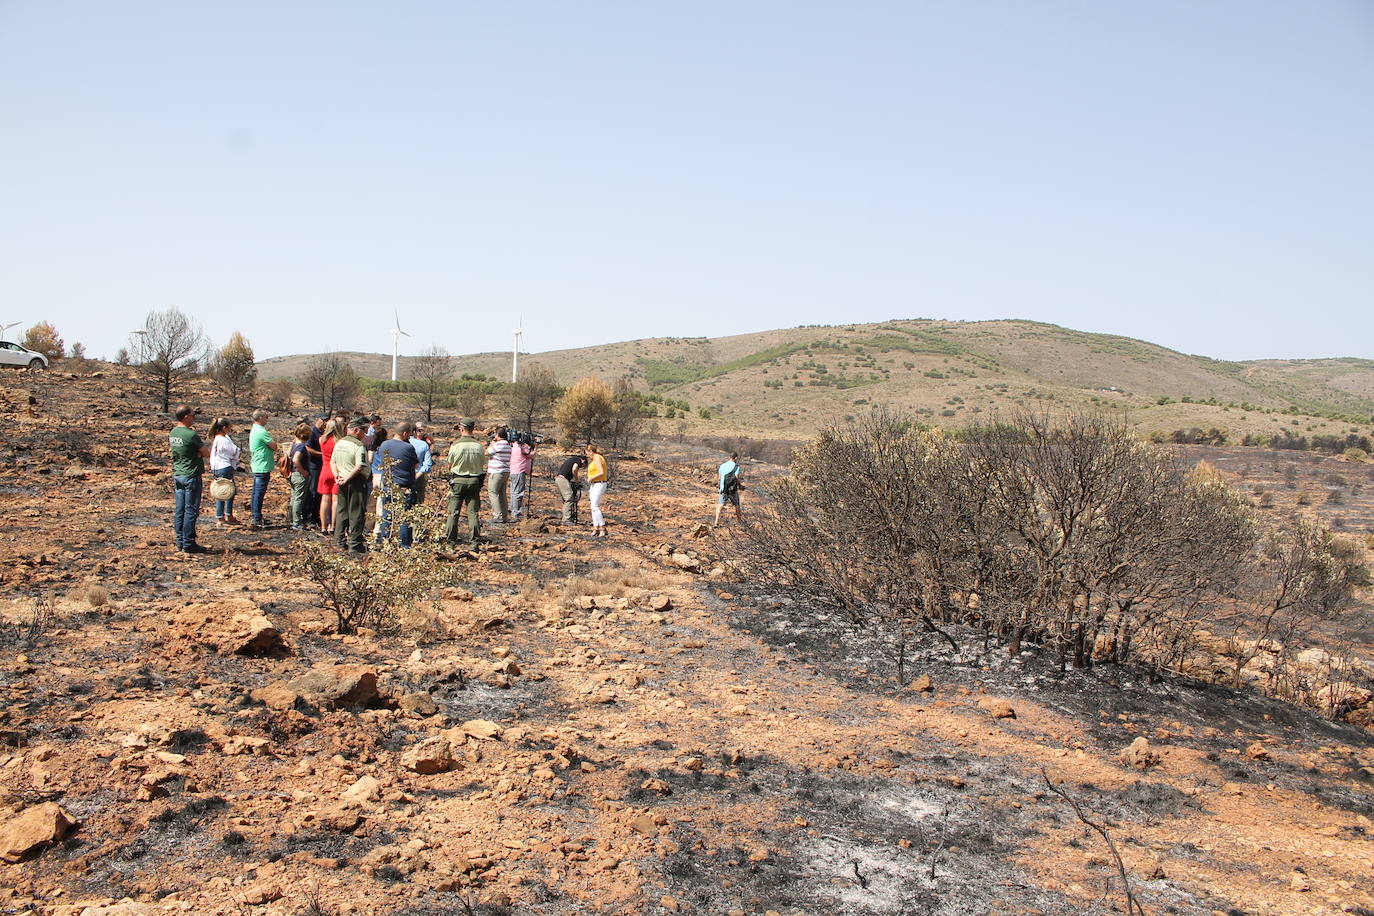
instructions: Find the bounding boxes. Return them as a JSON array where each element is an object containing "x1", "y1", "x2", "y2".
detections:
[
  {"x1": 713, "y1": 451, "x2": 743, "y2": 527},
  {"x1": 485, "y1": 426, "x2": 513, "y2": 524},
  {"x1": 509, "y1": 432, "x2": 535, "y2": 520},
  {"x1": 554, "y1": 452, "x2": 587, "y2": 524}
]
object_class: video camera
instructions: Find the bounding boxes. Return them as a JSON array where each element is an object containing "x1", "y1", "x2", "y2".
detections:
[{"x1": 504, "y1": 429, "x2": 535, "y2": 447}]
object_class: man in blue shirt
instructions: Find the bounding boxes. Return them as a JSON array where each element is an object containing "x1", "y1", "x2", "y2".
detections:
[
  {"x1": 713, "y1": 452, "x2": 743, "y2": 528},
  {"x1": 375, "y1": 421, "x2": 419, "y2": 547},
  {"x1": 409, "y1": 422, "x2": 434, "y2": 504}
]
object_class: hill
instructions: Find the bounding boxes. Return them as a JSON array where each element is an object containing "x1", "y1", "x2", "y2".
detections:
[{"x1": 257, "y1": 319, "x2": 1374, "y2": 442}]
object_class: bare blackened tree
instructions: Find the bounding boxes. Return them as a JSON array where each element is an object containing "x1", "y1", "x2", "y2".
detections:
[
  {"x1": 298, "y1": 353, "x2": 361, "y2": 416},
  {"x1": 134, "y1": 307, "x2": 207, "y2": 412},
  {"x1": 503, "y1": 362, "x2": 560, "y2": 435},
  {"x1": 408, "y1": 345, "x2": 454, "y2": 423},
  {"x1": 609, "y1": 377, "x2": 646, "y2": 448},
  {"x1": 727, "y1": 410, "x2": 1277, "y2": 680}
]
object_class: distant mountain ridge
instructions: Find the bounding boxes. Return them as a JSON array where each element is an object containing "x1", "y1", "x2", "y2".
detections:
[{"x1": 255, "y1": 319, "x2": 1374, "y2": 440}]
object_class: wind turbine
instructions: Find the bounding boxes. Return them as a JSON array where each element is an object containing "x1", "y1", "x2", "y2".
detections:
[
  {"x1": 389, "y1": 310, "x2": 410, "y2": 382},
  {"x1": 0, "y1": 322, "x2": 19, "y2": 342},
  {"x1": 511, "y1": 319, "x2": 524, "y2": 383}
]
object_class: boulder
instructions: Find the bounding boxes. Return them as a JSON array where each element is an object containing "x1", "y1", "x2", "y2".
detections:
[
  {"x1": 401, "y1": 737, "x2": 455, "y2": 775},
  {"x1": 166, "y1": 600, "x2": 286, "y2": 656},
  {"x1": 1119, "y1": 737, "x2": 1162, "y2": 769},
  {"x1": 0, "y1": 801, "x2": 77, "y2": 862},
  {"x1": 647, "y1": 595, "x2": 673, "y2": 612},
  {"x1": 976, "y1": 697, "x2": 1016, "y2": 719},
  {"x1": 1245, "y1": 742, "x2": 1272, "y2": 761},
  {"x1": 669, "y1": 553, "x2": 700, "y2": 572},
  {"x1": 909, "y1": 673, "x2": 934, "y2": 693},
  {"x1": 287, "y1": 664, "x2": 379, "y2": 709}
]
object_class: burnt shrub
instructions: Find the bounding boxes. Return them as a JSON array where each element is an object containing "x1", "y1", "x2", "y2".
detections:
[{"x1": 725, "y1": 410, "x2": 1365, "y2": 688}]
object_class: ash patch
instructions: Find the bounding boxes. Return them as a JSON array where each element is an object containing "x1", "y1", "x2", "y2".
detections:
[{"x1": 648, "y1": 753, "x2": 1101, "y2": 916}]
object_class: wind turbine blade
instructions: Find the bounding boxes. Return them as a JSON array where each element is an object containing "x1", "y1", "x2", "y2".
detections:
[{"x1": 400, "y1": 330, "x2": 411, "y2": 337}]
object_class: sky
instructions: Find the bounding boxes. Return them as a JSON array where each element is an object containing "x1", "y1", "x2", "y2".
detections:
[{"x1": 1, "y1": 1, "x2": 1371, "y2": 363}]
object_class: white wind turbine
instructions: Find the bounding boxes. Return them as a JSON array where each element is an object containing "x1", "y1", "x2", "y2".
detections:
[
  {"x1": 0, "y1": 322, "x2": 19, "y2": 342},
  {"x1": 511, "y1": 319, "x2": 524, "y2": 383},
  {"x1": 389, "y1": 310, "x2": 410, "y2": 382}
]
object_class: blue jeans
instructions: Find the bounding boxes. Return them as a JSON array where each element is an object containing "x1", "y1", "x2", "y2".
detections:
[
  {"x1": 173, "y1": 474, "x2": 203, "y2": 549},
  {"x1": 213, "y1": 467, "x2": 235, "y2": 519},
  {"x1": 251, "y1": 472, "x2": 271, "y2": 524},
  {"x1": 377, "y1": 485, "x2": 417, "y2": 547}
]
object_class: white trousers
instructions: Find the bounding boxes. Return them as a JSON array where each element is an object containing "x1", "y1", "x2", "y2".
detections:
[{"x1": 588, "y1": 481, "x2": 606, "y2": 527}]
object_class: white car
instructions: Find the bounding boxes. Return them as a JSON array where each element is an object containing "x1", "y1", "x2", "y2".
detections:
[{"x1": 0, "y1": 341, "x2": 48, "y2": 370}]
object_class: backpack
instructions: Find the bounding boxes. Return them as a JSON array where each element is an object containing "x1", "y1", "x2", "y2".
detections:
[{"x1": 722, "y1": 465, "x2": 740, "y2": 495}]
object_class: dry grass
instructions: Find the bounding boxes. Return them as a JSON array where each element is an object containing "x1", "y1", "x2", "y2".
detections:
[
  {"x1": 67, "y1": 583, "x2": 109, "y2": 608},
  {"x1": 535, "y1": 562, "x2": 671, "y2": 606}
]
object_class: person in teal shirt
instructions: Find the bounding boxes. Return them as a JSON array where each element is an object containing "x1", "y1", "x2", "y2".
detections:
[
  {"x1": 248, "y1": 409, "x2": 279, "y2": 527},
  {"x1": 170, "y1": 405, "x2": 210, "y2": 553}
]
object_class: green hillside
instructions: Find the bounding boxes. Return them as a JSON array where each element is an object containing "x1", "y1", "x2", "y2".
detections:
[{"x1": 255, "y1": 319, "x2": 1374, "y2": 442}]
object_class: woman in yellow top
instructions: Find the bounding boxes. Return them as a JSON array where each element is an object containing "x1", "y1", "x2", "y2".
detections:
[{"x1": 585, "y1": 444, "x2": 609, "y2": 538}]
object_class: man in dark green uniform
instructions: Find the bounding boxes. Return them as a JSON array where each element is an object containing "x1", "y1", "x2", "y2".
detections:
[
  {"x1": 170, "y1": 405, "x2": 210, "y2": 554},
  {"x1": 444, "y1": 418, "x2": 486, "y2": 545}
]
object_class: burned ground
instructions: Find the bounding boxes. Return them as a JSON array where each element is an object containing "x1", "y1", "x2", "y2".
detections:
[{"x1": 0, "y1": 366, "x2": 1371, "y2": 915}]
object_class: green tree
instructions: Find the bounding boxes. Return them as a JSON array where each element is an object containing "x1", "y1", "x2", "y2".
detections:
[
  {"x1": 555, "y1": 376, "x2": 614, "y2": 444},
  {"x1": 212, "y1": 331, "x2": 258, "y2": 405},
  {"x1": 22, "y1": 322, "x2": 64, "y2": 360}
]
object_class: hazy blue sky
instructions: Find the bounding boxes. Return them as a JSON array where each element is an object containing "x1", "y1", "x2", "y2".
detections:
[{"x1": 2, "y1": 2, "x2": 1371, "y2": 363}]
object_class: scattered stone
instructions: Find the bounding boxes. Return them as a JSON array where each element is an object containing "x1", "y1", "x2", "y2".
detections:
[
  {"x1": 240, "y1": 883, "x2": 283, "y2": 905},
  {"x1": 340, "y1": 775, "x2": 382, "y2": 808},
  {"x1": 401, "y1": 737, "x2": 456, "y2": 775},
  {"x1": 1245, "y1": 742, "x2": 1272, "y2": 761},
  {"x1": 1119, "y1": 737, "x2": 1162, "y2": 769},
  {"x1": 1289, "y1": 870, "x2": 1310, "y2": 892},
  {"x1": 250, "y1": 684, "x2": 301, "y2": 711},
  {"x1": 287, "y1": 664, "x2": 379, "y2": 709},
  {"x1": 909, "y1": 673, "x2": 934, "y2": 693},
  {"x1": 977, "y1": 697, "x2": 1016, "y2": 719},
  {"x1": 398, "y1": 693, "x2": 439, "y2": 717},
  {"x1": 648, "y1": 595, "x2": 673, "y2": 612},
  {"x1": 0, "y1": 801, "x2": 77, "y2": 862},
  {"x1": 461, "y1": 719, "x2": 503, "y2": 741},
  {"x1": 670, "y1": 552, "x2": 700, "y2": 572}
]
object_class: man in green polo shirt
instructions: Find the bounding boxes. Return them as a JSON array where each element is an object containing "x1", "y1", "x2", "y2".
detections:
[
  {"x1": 170, "y1": 405, "x2": 210, "y2": 553},
  {"x1": 330, "y1": 416, "x2": 369, "y2": 554},
  {"x1": 248, "y1": 408, "x2": 279, "y2": 527}
]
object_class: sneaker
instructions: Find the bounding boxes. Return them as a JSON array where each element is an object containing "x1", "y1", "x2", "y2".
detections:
[{"x1": 183, "y1": 544, "x2": 210, "y2": 554}]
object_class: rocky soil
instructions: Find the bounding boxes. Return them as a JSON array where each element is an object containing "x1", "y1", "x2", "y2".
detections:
[{"x1": 1, "y1": 366, "x2": 1372, "y2": 916}]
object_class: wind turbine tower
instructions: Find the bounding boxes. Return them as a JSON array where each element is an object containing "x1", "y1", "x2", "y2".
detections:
[
  {"x1": 390, "y1": 310, "x2": 410, "y2": 382},
  {"x1": 511, "y1": 322, "x2": 524, "y2": 383}
]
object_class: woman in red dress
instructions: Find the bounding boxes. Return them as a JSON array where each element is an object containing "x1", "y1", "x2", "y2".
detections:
[{"x1": 317, "y1": 419, "x2": 340, "y2": 534}]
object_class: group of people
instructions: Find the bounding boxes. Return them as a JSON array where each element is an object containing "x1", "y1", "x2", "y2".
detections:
[{"x1": 167, "y1": 405, "x2": 672, "y2": 554}]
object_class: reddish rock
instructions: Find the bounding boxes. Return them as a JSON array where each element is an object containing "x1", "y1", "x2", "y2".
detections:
[{"x1": 0, "y1": 801, "x2": 77, "y2": 862}]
